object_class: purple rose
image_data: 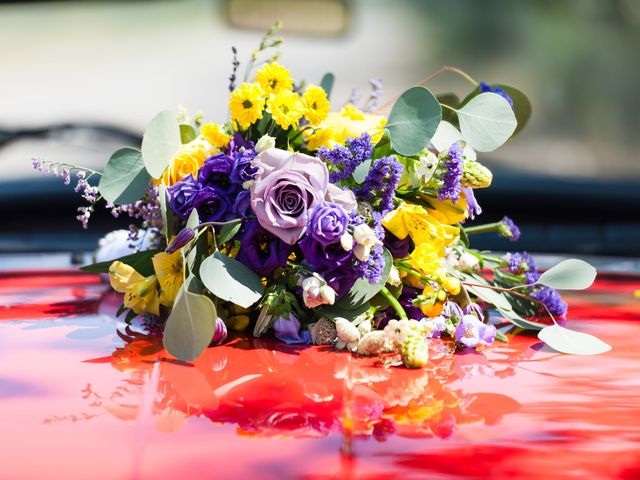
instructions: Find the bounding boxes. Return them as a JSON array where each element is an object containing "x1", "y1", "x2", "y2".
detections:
[
  {"x1": 299, "y1": 235, "x2": 353, "y2": 270},
  {"x1": 236, "y1": 221, "x2": 293, "y2": 277},
  {"x1": 198, "y1": 154, "x2": 236, "y2": 194},
  {"x1": 193, "y1": 186, "x2": 232, "y2": 222},
  {"x1": 250, "y1": 148, "x2": 357, "y2": 245},
  {"x1": 230, "y1": 149, "x2": 258, "y2": 184},
  {"x1": 167, "y1": 174, "x2": 200, "y2": 219},
  {"x1": 454, "y1": 314, "x2": 496, "y2": 348},
  {"x1": 307, "y1": 203, "x2": 348, "y2": 247}
]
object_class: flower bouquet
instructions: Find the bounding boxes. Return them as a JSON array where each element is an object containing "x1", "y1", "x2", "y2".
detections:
[{"x1": 34, "y1": 25, "x2": 610, "y2": 366}]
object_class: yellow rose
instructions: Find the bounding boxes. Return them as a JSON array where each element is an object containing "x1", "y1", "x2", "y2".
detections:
[{"x1": 155, "y1": 140, "x2": 215, "y2": 187}]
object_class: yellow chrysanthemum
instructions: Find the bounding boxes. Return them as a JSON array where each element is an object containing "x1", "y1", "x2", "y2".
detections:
[
  {"x1": 155, "y1": 140, "x2": 213, "y2": 187},
  {"x1": 267, "y1": 90, "x2": 306, "y2": 130},
  {"x1": 152, "y1": 249, "x2": 184, "y2": 308},
  {"x1": 302, "y1": 85, "x2": 330, "y2": 125},
  {"x1": 382, "y1": 203, "x2": 459, "y2": 247},
  {"x1": 109, "y1": 261, "x2": 160, "y2": 316},
  {"x1": 304, "y1": 128, "x2": 336, "y2": 151},
  {"x1": 254, "y1": 62, "x2": 294, "y2": 95},
  {"x1": 229, "y1": 83, "x2": 266, "y2": 130},
  {"x1": 201, "y1": 123, "x2": 232, "y2": 149}
]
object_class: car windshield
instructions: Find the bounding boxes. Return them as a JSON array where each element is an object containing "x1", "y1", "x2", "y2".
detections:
[{"x1": 1, "y1": 0, "x2": 638, "y2": 255}]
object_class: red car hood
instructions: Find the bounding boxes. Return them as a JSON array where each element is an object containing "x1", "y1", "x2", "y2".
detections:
[{"x1": 0, "y1": 268, "x2": 639, "y2": 479}]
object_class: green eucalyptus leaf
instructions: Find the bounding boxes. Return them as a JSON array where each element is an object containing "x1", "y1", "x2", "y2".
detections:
[
  {"x1": 320, "y1": 72, "x2": 335, "y2": 99},
  {"x1": 372, "y1": 129, "x2": 392, "y2": 159},
  {"x1": 431, "y1": 121, "x2": 476, "y2": 160},
  {"x1": 179, "y1": 124, "x2": 197, "y2": 144},
  {"x1": 536, "y1": 259, "x2": 597, "y2": 290},
  {"x1": 538, "y1": 324, "x2": 611, "y2": 355},
  {"x1": 186, "y1": 209, "x2": 200, "y2": 230},
  {"x1": 163, "y1": 287, "x2": 217, "y2": 361},
  {"x1": 456, "y1": 93, "x2": 517, "y2": 152},
  {"x1": 352, "y1": 160, "x2": 372, "y2": 184},
  {"x1": 496, "y1": 306, "x2": 546, "y2": 331},
  {"x1": 80, "y1": 249, "x2": 161, "y2": 276},
  {"x1": 386, "y1": 86, "x2": 441, "y2": 156},
  {"x1": 158, "y1": 184, "x2": 174, "y2": 242},
  {"x1": 499, "y1": 84, "x2": 531, "y2": 135},
  {"x1": 199, "y1": 251, "x2": 263, "y2": 308},
  {"x1": 141, "y1": 110, "x2": 182, "y2": 179},
  {"x1": 98, "y1": 147, "x2": 151, "y2": 205},
  {"x1": 217, "y1": 221, "x2": 243, "y2": 245},
  {"x1": 495, "y1": 330, "x2": 509, "y2": 343}
]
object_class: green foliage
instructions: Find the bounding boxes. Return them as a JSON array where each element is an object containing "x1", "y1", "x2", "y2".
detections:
[
  {"x1": 320, "y1": 72, "x2": 335, "y2": 99},
  {"x1": 217, "y1": 221, "x2": 243, "y2": 245},
  {"x1": 162, "y1": 286, "x2": 217, "y2": 361},
  {"x1": 199, "y1": 252, "x2": 264, "y2": 308},
  {"x1": 538, "y1": 325, "x2": 611, "y2": 355},
  {"x1": 499, "y1": 84, "x2": 531, "y2": 135},
  {"x1": 141, "y1": 110, "x2": 182, "y2": 179},
  {"x1": 80, "y1": 249, "x2": 160, "y2": 277},
  {"x1": 179, "y1": 124, "x2": 197, "y2": 144},
  {"x1": 386, "y1": 87, "x2": 441, "y2": 156},
  {"x1": 456, "y1": 93, "x2": 517, "y2": 152},
  {"x1": 536, "y1": 259, "x2": 597, "y2": 290},
  {"x1": 158, "y1": 184, "x2": 174, "y2": 243},
  {"x1": 98, "y1": 147, "x2": 151, "y2": 205}
]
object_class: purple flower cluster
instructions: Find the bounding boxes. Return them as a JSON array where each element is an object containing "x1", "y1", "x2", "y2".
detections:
[
  {"x1": 318, "y1": 133, "x2": 373, "y2": 182},
  {"x1": 462, "y1": 187, "x2": 482, "y2": 220},
  {"x1": 504, "y1": 251, "x2": 538, "y2": 283},
  {"x1": 454, "y1": 314, "x2": 496, "y2": 348},
  {"x1": 237, "y1": 221, "x2": 292, "y2": 277},
  {"x1": 438, "y1": 143, "x2": 464, "y2": 203},
  {"x1": 168, "y1": 145, "x2": 258, "y2": 223},
  {"x1": 531, "y1": 286, "x2": 568, "y2": 319},
  {"x1": 479, "y1": 82, "x2": 514, "y2": 109},
  {"x1": 356, "y1": 156, "x2": 403, "y2": 214},
  {"x1": 363, "y1": 78, "x2": 384, "y2": 113},
  {"x1": 498, "y1": 216, "x2": 521, "y2": 242},
  {"x1": 353, "y1": 211, "x2": 386, "y2": 284}
]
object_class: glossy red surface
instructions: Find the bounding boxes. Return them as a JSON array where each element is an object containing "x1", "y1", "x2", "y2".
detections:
[{"x1": 1, "y1": 270, "x2": 639, "y2": 479}]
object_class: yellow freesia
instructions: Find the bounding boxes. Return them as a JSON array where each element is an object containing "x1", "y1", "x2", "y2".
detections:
[
  {"x1": 152, "y1": 249, "x2": 184, "y2": 308},
  {"x1": 382, "y1": 203, "x2": 459, "y2": 247}
]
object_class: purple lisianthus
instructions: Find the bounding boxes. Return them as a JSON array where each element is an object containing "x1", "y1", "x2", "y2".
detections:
[
  {"x1": 236, "y1": 220, "x2": 292, "y2": 277},
  {"x1": 193, "y1": 186, "x2": 232, "y2": 222},
  {"x1": 198, "y1": 153, "x2": 236, "y2": 194},
  {"x1": 250, "y1": 148, "x2": 356, "y2": 245},
  {"x1": 498, "y1": 216, "x2": 521, "y2": 242},
  {"x1": 455, "y1": 314, "x2": 496, "y2": 348},
  {"x1": 167, "y1": 174, "x2": 200, "y2": 219},
  {"x1": 165, "y1": 227, "x2": 195, "y2": 254},
  {"x1": 299, "y1": 235, "x2": 353, "y2": 270},
  {"x1": 272, "y1": 313, "x2": 309, "y2": 344},
  {"x1": 230, "y1": 148, "x2": 258, "y2": 184},
  {"x1": 383, "y1": 229, "x2": 410, "y2": 258},
  {"x1": 232, "y1": 189, "x2": 252, "y2": 217},
  {"x1": 212, "y1": 317, "x2": 228, "y2": 345},
  {"x1": 307, "y1": 203, "x2": 349, "y2": 247},
  {"x1": 321, "y1": 266, "x2": 357, "y2": 299},
  {"x1": 479, "y1": 82, "x2": 514, "y2": 109}
]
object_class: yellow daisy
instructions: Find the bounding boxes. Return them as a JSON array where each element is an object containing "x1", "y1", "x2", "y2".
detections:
[
  {"x1": 229, "y1": 83, "x2": 266, "y2": 130},
  {"x1": 152, "y1": 249, "x2": 185, "y2": 308},
  {"x1": 302, "y1": 85, "x2": 330, "y2": 125},
  {"x1": 201, "y1": 123, "x2": 232, "y2": 149},
  {"x1": 255, "y1": 62, "x2": 294, "y2": 95},
  {"x1": 267, "y1": 90, "x2": 306, "y2": 130}
]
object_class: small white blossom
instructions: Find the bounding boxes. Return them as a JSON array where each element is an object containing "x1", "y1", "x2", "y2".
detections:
[
  {"x1": 255, "y1": 134, "x2": 276, "y2": 153},
  {"x1": 340, "y1": 232, "x2": 354, "y2": 251},
  {"x1": 459, "y1": 251, "x2": 480, "y2": 272},
  {"x1": 352, "y1": 224, "x2": 381, "y2": 261},
  {"x1": 335, "y1": 317, "x2": 361, "y2": 351},
  {"x1": 302, "y1": 274, "x2": 336, "y2": 308},
  {"x1": 387, "y1": 265, "x2": 402, "y2": 287},
  {"x1": 383, "y1": 319, "x2": 419, "y2": 346},
  {"x1": 357, "y1": 321, "x2": 372, "y2": 336}
]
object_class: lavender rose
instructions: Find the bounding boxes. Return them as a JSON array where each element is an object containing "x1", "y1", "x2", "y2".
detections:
[
  {"x1": 250, "y1": 148, "x2": 357, "y2": 245},
  {"x1": 308, "y1": 203, "x2": 349, "y2": 247},
  {"x1": 167, "y1": 174, "x2": 200, "y2": 219}
]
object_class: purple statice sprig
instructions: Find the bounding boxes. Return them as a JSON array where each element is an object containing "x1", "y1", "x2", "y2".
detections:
[
  {"x1": 437, "y1": 143, "x2": 464, "y2": 203},
  {"x1": 32, "y1": 157, "x2": 104, "y2": 229},
  {"x1": 363, "y1": 78, "x2": 384, "y2": 113},
  {"x1": 318, "y1": 133, "x2": 373, "y2": 183},
  {"x1": 498, "y1": 216, "x2": 521, "y2": 242},
  {"x1": 228, "y1": 46, "x2": 240, "y2": 92},
  {"x1": 356, "y1": 155, "x2": 403, "y2": 214}
]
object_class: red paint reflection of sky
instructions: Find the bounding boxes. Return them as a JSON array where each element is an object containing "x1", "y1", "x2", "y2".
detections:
[{"x1": 0, "y1": 270, "x2": 639, "y2": 479}]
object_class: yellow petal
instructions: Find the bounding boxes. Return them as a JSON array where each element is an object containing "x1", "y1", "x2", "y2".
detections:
[
  {"x1": 124, "y1": 276, "x2": 160, "y2": 316},
  {"x1": 109, "y1": 261, "x2": 145, "y2": 293}
]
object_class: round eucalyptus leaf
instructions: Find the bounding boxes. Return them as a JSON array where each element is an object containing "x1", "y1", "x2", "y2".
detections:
[
  {"x1": 98, "y1": 147, "x2": 151, "y2": 205},
  {"x1": 537, "y1": 259, "x2": 597, "y2": 290},
  {"x1": 163, "y1": 288, "x2": 217, "y2": 362},
  {"x1": 431, "y1": 121, "x2": 477, "y2": 160},
  {"x1": 457, "y1": 93, "x2": 517, "y2": 152},
  {"x1": 386, "y1": 86, "x2": 441, "y2": 156},
  {"x1": 538, "y1": 325, "x2": 611, "y2": 355},
  {"x1": 141, "y1": 110, "x2": 182, "y2": 179},
  {"x1": 200, "y1": 252, "x2": 264, "y2": 308}
]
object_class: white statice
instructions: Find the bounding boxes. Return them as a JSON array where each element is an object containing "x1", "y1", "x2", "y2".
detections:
[
  {"x1": 95, "y1": 229, "x2": 154, "y2": 282},
  {"x1": 352, "y1": 224, "x2": 382, "y2": 262},
  {"x1": 335, "y1": 317, "x2": 361, "y2": 351},
  {"x1": 301, "y1": 274, "x2": 336, "y2": 308}
]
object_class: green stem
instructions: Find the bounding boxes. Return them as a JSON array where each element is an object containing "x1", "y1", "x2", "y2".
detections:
[
  {"x1": 380, "y1": 286, "x2": 407, "y2": 320},
  {"x1": 464, "y1": 222, "x2": 500, "y2": 235}
]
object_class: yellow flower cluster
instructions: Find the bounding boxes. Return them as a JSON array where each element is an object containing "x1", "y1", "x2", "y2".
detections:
[
  {"x1": 228, "y1": 62, "x2": 330, "y2": 132},
  {"x1": 305, "y1": 105, "x2": 387, "y2": 151},
  {"x1": 108, "y1": 249, "x2": 184, "y2": 315}
]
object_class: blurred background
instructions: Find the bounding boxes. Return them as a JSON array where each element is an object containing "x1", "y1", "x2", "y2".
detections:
[{"x1": 1, "y1": 0, "x2": 639, "y2": 258}]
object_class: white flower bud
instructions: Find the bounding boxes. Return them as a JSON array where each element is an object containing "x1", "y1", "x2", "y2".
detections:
[
  {"x1": 319, "y1": 285, "x2": 336, "y2": 305},
  {"x1": 353, "y1": 243, "x2": 371, "y2": 262},
  {"x1": 353, "y1": 224, "x2": 381, "y2": 247},
  {"x1": 340, "y1": 232, "x2": 354, "y2": 251},
  {"x1": 459, "y1": 251, "x2": 480, "y2": 272},
  {"x1": 387, "y1": 265, "x2": 402, "y2": 287},
  {"x1": 302, "y1": 274, "x2": 336, "y2": 308},
  {"x1": 255, "y1": 134, "x2": 276, "y2": 153},
  {"x1": 335, "y1": 317, "x2": 361, "y2": 351}
]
